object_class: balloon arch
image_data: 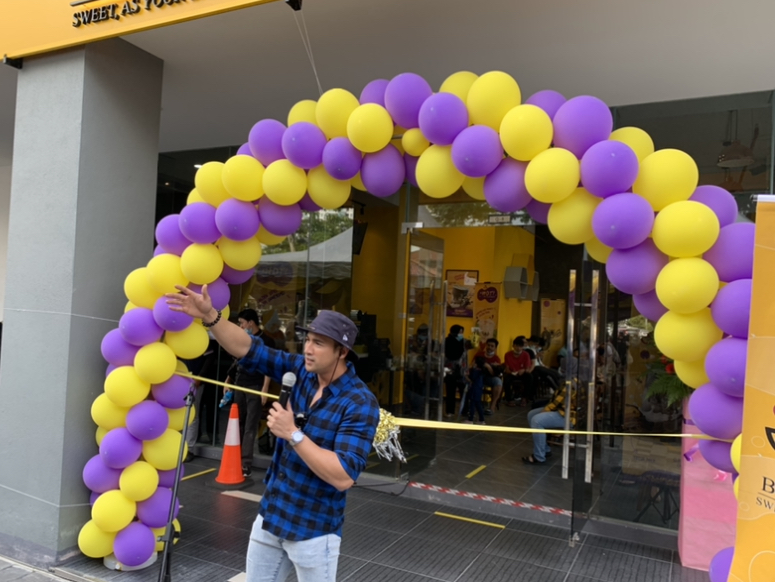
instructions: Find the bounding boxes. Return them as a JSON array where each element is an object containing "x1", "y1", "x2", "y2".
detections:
[{"x1": 79, "y1": 71, "x2": 752, "y2": 577}]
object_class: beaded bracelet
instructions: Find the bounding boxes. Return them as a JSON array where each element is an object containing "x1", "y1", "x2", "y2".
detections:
[{"x1": 202, "y1": 309, "x2": 222, "y2": 328}]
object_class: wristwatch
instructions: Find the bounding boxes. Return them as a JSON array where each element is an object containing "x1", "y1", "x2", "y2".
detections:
[{"x1": 289, "y1": 429, "x2": 305, "y2": 447}]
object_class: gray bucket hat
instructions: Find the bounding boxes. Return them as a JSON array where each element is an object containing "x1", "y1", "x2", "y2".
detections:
[{"x1": 297, "y1": 310, "x2": 360, "y2": 362}]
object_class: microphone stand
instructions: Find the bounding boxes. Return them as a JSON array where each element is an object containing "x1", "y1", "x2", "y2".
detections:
[{"x1": 157, "y1": 383, "x2": 196, "y2": 582}]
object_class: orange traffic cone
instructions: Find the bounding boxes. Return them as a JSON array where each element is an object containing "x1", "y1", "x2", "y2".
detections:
[{"x1": 213, "y1": 403, "x2": 247, "y2": 488}]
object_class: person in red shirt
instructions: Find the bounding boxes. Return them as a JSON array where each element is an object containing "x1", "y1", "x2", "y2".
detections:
[
  {"x1": 475, "y1": 338, "x2": 503, "y2": 415},
  {"x1": 504, "y1": 337, "x2": 534, "y2": 406}
]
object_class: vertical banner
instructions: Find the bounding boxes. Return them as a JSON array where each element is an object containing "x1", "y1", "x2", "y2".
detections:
[
  {"x1": 730, "y1": 199, "x2": 775, "y2": 582},
  {"x1": 473, "y1": 283, "x2": 500, "y2": 349}
]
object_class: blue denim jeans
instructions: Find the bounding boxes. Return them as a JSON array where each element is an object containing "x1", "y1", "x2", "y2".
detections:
[
  {"x1": 246, "y1": 515, "x2": 341, "y2": 582},
  {"x1": 527, "y1": 408, "x2": 566, "y2": 462}
]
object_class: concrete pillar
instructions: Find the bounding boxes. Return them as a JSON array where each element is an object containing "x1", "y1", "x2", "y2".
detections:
[{"x1": 0, "y1": 38, "x2": 162, "y2": 566}]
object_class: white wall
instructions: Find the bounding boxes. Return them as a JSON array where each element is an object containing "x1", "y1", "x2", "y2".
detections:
[{"x1": 0, "y1": 165, "x2": 10, "y2": 321}]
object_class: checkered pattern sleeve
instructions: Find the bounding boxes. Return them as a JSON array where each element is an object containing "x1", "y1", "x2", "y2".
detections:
[
  {"x1": 333, "y1": 389, "x2": 380, "y2": 481},
  {"x1": 238, "y1": 335, "x2": 304, "y2": 382}
]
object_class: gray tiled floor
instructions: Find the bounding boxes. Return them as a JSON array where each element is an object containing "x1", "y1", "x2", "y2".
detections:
[{"x1": 52, "y1": 456, "x2": 705, "y2": 582}]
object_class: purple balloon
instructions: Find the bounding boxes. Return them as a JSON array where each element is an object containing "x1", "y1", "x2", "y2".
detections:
[
  {"x1": 179, "y1": 203, "x2": 220, "y2": 244},
  {"x1": 418, "y1": 92, "x2": 469, "y2": 146},
  {"x1": 711, "y1": 279, "x2": 752, "y2": 339},
  {"x1": 704, "y1": 222, "x2": 755, "y2": 283},
  {"x1": 153, "y1": 245, "x2": 167, "y2": 257},
  {"x1": 137, "y1": 487, "x2": 179, "y2": 528},
  {"x1": 90, "y1": 491, "x2": 101, "y2": 506},
  {"x1": 699, "y1": 439, "x2": 735, "y2": 473},
  {"x1": 690, "y1": 186, "x2": 738, "y2": 228},
  {"x1": 451, "y1": 125, "x2": 503, "y2": 178},
  {"x1": 360, "y1": 79, "x2": 389, "y2": 107},
  {"x1": 298, "y1": 193, "x2": 322, "y2": 212},
  {"x1": 215, "y1": 199, "x2": 260, "y2": 241},
  {"x1": 705, "y1": 337, "x2": 747, "y2": 398},
  {"x1": 553, "y1": 96, "x2": 613, "y2": 158},
  {"x1": 157, "y1": 465, "x2": 185, "y2": 488},
  {"x1": 155, "y1": 215, "x2": 190, "y2": 256},
  {"x1": 281, "y1": 122, "x2": 326, "y2": 169},
  {"x1": 151, "y1": 375, "x2": 191, "y2": 409},
  {"x1": 384, "y1": 73, "x2": 433, "y2": 129},
  {"x1": 83, "y1": 455, "x2": 122, "y2": 493},
  {"x1": 581, "y1": 141, "x2": 639, "y2": 198},
  {"x1": 153, "y1": 296, "x2": 193, "y2": 332},
  {"x1": 322, "y1": 138, "x2": 362, "y2": 181},
  {"x1": 126, "y1": 401, "x2": 170, "y2": 441},
  {"x1": 689, "y1": 384, "x2": 743, "y2": 441},
  {"x1": 632, "y1": 289, "x2": 668, "y2": 322},
  {"x1": 404, "y1": 154, "x2": 419, "y2": 188},
  {"x1": 119, "y1": 308, "x2": 164, "y2": 347},
  {"x1": 257, "y1": 198, "x2": 303, "y2": 237},
  {"x1": 114, "y1": 522, "x2": 156, "y2": 567},
  {"x1": 525, "y1": 90, "x2": 566, "y2": 120},
  {"x1": 361, "y1": 145, "x2": 406, "y2": 198},
  {"x1": 189, "y1": 278, "x2": 230, "y2": 311},
  {"x1": 101, "y1": 329, "x2": 141, "y2": 367},
  {"x1": 106, "y1": 363, "x2": 118, "y2": 377},
  {"x1": 592, "y1": 193, "x2": 654, "y2": 249},
  {"x1": 525, "y1": 198, "x2": 551, "y2": 224},
  {"x1": 483, "y1": 158, "x2": 531, "y2": 213},
  {"x1": 220, "y1": 264, "x2": 255, "y2": 285},
  {"x1": 709, "y1": 547, "x2": 735, "y2": 582},
  {"x1": 236, "y1": 143, "x2": 252, "y2": 156},
  {"x1": 606, "y1": 239, "x2": 669, "y2": 295},
  {"x1": 248, "y1": 119, "x2": 286, "y2": 166},
  {"x1": 99, "y1": 428, "x2": 143, "y2": 469}
]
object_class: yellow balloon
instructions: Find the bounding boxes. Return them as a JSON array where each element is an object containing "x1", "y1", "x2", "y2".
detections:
[
  {"x1": 288, "y1": 99, "x2": 318, "y2": 126},
  {"x1": 124, "y1": 268, "x2": 160, "y2": 309},
  {"x1": 654, "y1": 308, "x2": 722, "y2": 362},
  {"x1": 92, "y1": 490, "x2": 136, "y2": 533},
  {"x1": 585, "y1": 236, "x2": 613, "y2": 264},
  {"x1": 733, "y1": 475, "x2": 739, "y2": 500},
  {"x1": 466, "y1": 71, "x2": 522, "y2": 130},
  {"x1": 96, "y1": 426, "x2": 108, "y2": 446},
  {"x1": 262, "y1": 159, "x2": 307, "y2": 206},
  {"x1": 440, "y1": 71, "x2": 478, "y2": 102},
  {"x1": 175, "y1": 360, "x2": 188, "y2": 373},
  {"x1": 402, "y1": 128, "x2": 430, "y2": 157},
  {"x1": 674, "y1": 359, "x2": 710, "y2": 389},
  {"x1": 655, "y1": 258, "x2": 719, "y2": 314},
  {"x1": 416, "y1": 145, "x2": 464, "y2": 199},
  {"x1": 347, "y1": 104, "x2": 394, "y2": 153},
  {"x1": 164, "y1": 323, "x2": 209, "y2": 360},
  {"x1": 134, "y1": 342, "x2": 177, "y2": 384},
  {"x1": 547, "y1": 188, "x2": 600, "y2": 245},
  {"x1": 105, "y1": 366, "x2": 151, "y2": 408},
  {"x1": 124, "y1": 301, "x2": 138, "y2": 313},
  {"x1": 316, "y1": 88, "x2": 360, "y2": 139},
  {"x1": 91, "y1": 393, "x2": 130, "y2": 430},
  {"x1": 731, "y1": 434, "x2": 742, "y2": 474},
  {"x1": 218, "y1": 236, "x2": 262, "y2": 271},
  {"x1": 500, "y1": 105, "x2": 553, "y2": 161},
  {"x1": 143, "y1": 429, "x2": 188, "y2": 471},
  {"x1": 652, "y1": 201, "x2": 720, "y2": 258},
  {"x1": 222, "y1": 155, "x2": 265, "y2": 202},
  {"x1": 351, "y1": 172, "x2": 367, "y2": 191},
  {"x1": 610, "y1": 127, "x2": 654, "y2": 163},
  {"x1": 391, "y1": 126, "x2": 406, "y2": 155},
  {"x1": 181, "y1": 243, "x2": 224, "y2": 285},
  {"x1": 222, "y1": 305, "x2": 231, "y2": 321},
  {"x1": 187, "y1": 188, "x2": 205, "y2": 205},
  {"x1": 151, "y1": 520, "x2": 181, "y2": 552},
  {"x1": 525, "y1": 148, "x2": 580, "y2": 203},
  {"x1": 167, "y1": 405, "x2": 196, "y2": 432},
  {"x1": 146, "y1": 254, "x2": 188, "y2": 295},
  {"x1": 194, "y1": 162, "x2": 230, "y2": 207},
  {"x1": 78, "y1": 520, "x2": 117, "y2": 558},
  {"x1": 462, "y1": 176, "x2": 486, "y2": 201},
  {"x1": 632, "y1": 149, "x2": 698, "y2": 211},
  {"x1": 307, "y1": 166, "x2": 351, "y2": 210},
  {"x1": 257, "y1": 226, "x2": 285, "y2": 246},
  {"x1": 119, "y1": 461, "x2": 159, "y2": 502}
]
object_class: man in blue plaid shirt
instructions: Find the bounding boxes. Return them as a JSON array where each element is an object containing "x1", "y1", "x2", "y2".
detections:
[{"x1": 167, "y1": 285, "x2": 380, "y2": 582}]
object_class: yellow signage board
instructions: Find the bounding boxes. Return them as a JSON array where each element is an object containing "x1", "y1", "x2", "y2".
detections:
[{"x1": 1, "y1": 0, "x2": 278, "y2": 60}]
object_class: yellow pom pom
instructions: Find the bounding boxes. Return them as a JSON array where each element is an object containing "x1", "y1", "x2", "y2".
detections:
[
  {"x1": 92, "y1": 490, "x2": 136, "y2": 533},
  {"x1": 104, "y1": 367, "x2": 151, "y2": 408},
  {"x1": 466, "y1": 71, "x2": 521, "y2": 130},
  {"x1": 525, "y1": 148, "x2": 580, "y2": 204},
  {"x1": 195, "y1": 162, "x2": 230, "y2": 207},
  {"x1": 222, "y1": 155, "x2": 265, "y2": 202}
]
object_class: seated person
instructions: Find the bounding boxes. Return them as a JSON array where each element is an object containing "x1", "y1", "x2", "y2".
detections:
[
  {"x1": 503, "y1": 337, "x2": 533, "y2": 407},
  {"x1": 475, "y1": 338, "x2": 503, "y2": 415},
  {"x1": 526, "y1": 335, "x2": 562, "y2": 392},
  {"x1": 522, "y1": 383, "x2": 577, "y2": 465},
  {"x1": 462, "y1": 356, "x2": 486, "y2": 425}
]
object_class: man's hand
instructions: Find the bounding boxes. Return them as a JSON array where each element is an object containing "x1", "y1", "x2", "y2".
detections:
[
  {"x1": 267, "y1": 399, "x2": 296, "y2": 441},
  {"x1": 165, "y1": 285, "x2": 216, "y2": 322}
]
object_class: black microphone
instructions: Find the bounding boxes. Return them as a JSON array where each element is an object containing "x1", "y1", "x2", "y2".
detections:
[{"x1": 279, "y1": 372, "x2": 296, "y2": 408}]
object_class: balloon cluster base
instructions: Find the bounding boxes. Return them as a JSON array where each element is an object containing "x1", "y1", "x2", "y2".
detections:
[{"x1": 103, "y1": 552, "x2": 158, "y2": 571}]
